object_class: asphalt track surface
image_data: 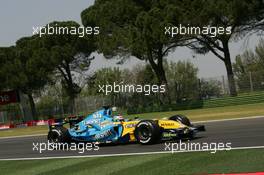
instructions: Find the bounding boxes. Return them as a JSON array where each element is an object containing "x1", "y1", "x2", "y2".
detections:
[{"x1": 0, "y1": 117, "x2": 264, "y2": 160}]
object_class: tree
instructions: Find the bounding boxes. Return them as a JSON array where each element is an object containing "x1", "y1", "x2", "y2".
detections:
[
  {"x1": 87, "y1": 67, "x2": 124, "y2": 106},
  {"x1": 165, "y1": 60, "x2": 199, "y2": 103},
  {"x1": 200, "y1": 79, "x2": 222, "y2": 99},
  {"x1": 233, "y1": 39, "x2": 264, "y2": 91},
  {"x1": 175, "y1": 0, "x2": 262, "y2": 96},
  {"x1": 0, "y1": 37, "x2": 54, "y2": 120},
  {"x1": 0, "y1": 47, "x2": 12, "y2": 90},
  {"x1": 84, "y1": 65, "x2": 161, "y2": 108},
  {"x1": 255, "y1": 39, "x2": 264, "y2": 68},
  {"x1": 40, "y1": 21, "x2": 96, "y2": 113},
  {"x1": 244, "y1": 1, "x2": 264, "y2": 34},
  {"x1": 87, "y1": 67, "x2": 123, "y2": 94},
  {"x1": 130, "y1": 64, "x2": 161, "y2": 107},
  {"x1": 35, "y1": 83, "x2": 65, "y2": 118},
  {"x1": 81, "y1": 0, "x2": 187, "y2": 104}
]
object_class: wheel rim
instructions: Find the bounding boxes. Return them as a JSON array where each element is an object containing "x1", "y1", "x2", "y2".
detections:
[{"x1": 138, "y1": 125, "x2": 151, "y2": 141}]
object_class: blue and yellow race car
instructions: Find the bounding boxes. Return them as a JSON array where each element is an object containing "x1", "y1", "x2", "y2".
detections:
[{"x1": 48, "y1": 106, "x2": 205, "y2": 145}]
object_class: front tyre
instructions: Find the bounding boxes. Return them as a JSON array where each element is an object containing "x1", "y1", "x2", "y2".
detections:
[
  {"x1": 135, "y1": 120, "x2": 161, "y2": 145},
  {"x1": 169, "y1": 115, "x2": 195, "y2": 139},
  {"x1": 169, "y1": 114, "x2": 192, "y2": 126},
  {"x1": 47, "y1": 126, "x2": 71, "y2": 144}
]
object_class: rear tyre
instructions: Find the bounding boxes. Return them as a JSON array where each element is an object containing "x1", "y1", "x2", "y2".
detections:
[
  {"x1": 135, "y1": 120, "x2": 161, "y2": 145},
  {"x1": 47, "y1": 126, "x2": 71, "y2": 144},
  {"x1": 169, "y1": 114, "x2": 191, "y2": 126}
]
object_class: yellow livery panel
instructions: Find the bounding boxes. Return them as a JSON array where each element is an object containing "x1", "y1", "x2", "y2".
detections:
[
  {"x1": 121, "y1": 121, "x2": 139, "y2": 137},
  {"x1": 158, "y1": 120, "x2": 183, "y2": 129}
]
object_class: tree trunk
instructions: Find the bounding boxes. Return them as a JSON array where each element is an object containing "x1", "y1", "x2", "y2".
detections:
[
  {"x1": 27, "y1": 93, "x2": 38, "y2": 120},
  {"x1": 68, "y1": 94, "x2": 76, "y2": 114},
  {"x1": 155, "y1": 70, "x2": 171, "y2": 104},
  {"x1": 223, "y1": 41, "x2": 237, "y2": 97},
  {"x1": 59, "y1": 62, "x2": 78, "y2": 114},
  {"x1": 148, "y1": 54, "x2": 171, "y2": 104}
]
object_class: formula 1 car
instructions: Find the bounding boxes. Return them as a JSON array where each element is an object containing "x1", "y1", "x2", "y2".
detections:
[{"x1": 48, "y1": 106, "x2": 205, "y2": 145}]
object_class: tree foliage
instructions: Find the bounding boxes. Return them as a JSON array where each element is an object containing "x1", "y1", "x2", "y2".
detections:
[
  {"x1": 233, "y1": 39, "x2": 264, "y2": 91},
  {"x1": 0, "y1": 36, "x2": 54, "y2": 119},
  {"x1": 81, "y1": 0, "x2": 189, "y2": 103},
  {"x1": 39, "y1": 21, "x2": 97, "y2": 113},
  {"x1": 165, "y1": 60, "x2": 199, "y2": 103},
  {"x1": 177, "y1": 0, "x2": 263, "y2": 96}
]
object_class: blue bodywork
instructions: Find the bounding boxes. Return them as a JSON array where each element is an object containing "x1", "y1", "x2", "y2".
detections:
[{"x1": 68, "y1": 108, "x2": 124, "y2": 143}]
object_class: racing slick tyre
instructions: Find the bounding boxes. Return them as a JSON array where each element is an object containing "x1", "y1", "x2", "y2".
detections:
[
  {"x1": 47, "y1": 126, "x2": 71, "y2": 144},
  {"x1": 169, "y1": 115, "x2": 194, "y2": 139},
  {"x1": 169, "y1": 114, "x2": 192, "y2": 126},
  {"x1": 135, "y1": 120, "x2": 161, "y2": 145}
]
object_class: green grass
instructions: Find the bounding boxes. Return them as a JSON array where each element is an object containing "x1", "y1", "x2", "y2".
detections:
[
  {"x1": 196, "y1": 91, "x2": 264, "y2": 108},
  {"x1": 0, "y1": 125, "x2": 48, "y2": 138},
  {"x1": 0, "y1": 149, "x2": 264, "y2": 175},
  {"x1": 129, "y1": 102, "x2": 264, "y2": 121},
  {"x1": 1, "y1": 102, "x2": 264, "y2": 138},
  {"x1": 128, "y1": 91, "x2": 264, "y2": 114}
]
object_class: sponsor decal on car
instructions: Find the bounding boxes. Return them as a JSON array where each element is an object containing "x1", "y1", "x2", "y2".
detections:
[
  {"x1": 125, "y1": 123, "x2": 137, "y2": 128},
  {"x1": 92, "y1": 112, "x2": 102, "y2": 119},
  {"x1": 100, "y1": 120, "x2": 112, "y2": 128},
  {"x1": 160, "y1": 123, "x2": 174, "y2": 127}
]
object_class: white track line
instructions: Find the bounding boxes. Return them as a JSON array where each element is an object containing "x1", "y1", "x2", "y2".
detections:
[
  {"x1": 0, "y1": 145, "x2": 264, "y2": 161},
  {"x1": 1, "y1": 115, "x2": 264, "y2": 140},
  {"x1": 192, "y1": 115, "x2": 264, "y2": 124}
]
